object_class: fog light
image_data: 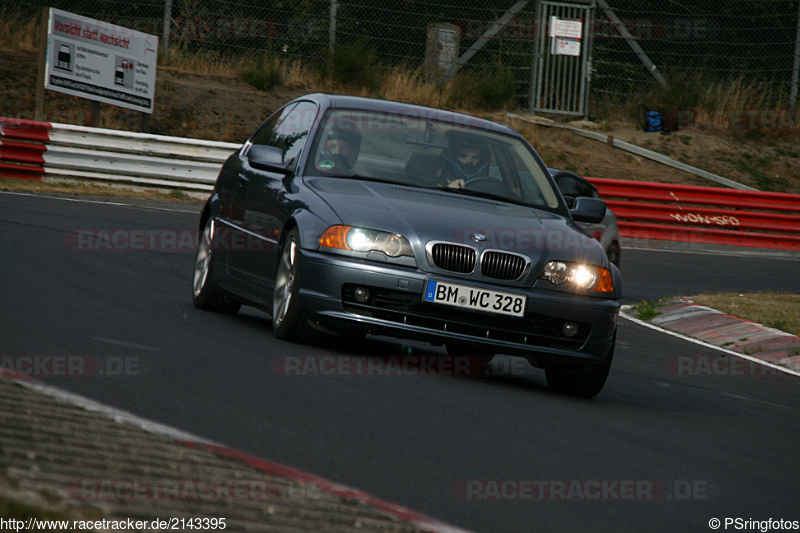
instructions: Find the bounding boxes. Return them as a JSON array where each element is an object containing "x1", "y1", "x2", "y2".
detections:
[
  {"x1": 562, "y1": 322, "x2": 579, "y2": 338},
  {"x1": 354, "y1": 286, "x2": 370, "y2": 303}
]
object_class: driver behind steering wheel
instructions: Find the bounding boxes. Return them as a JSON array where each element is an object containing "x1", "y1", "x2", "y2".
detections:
[{"x1": 437, "y1": 133, "x2": 490, "y2": 189}]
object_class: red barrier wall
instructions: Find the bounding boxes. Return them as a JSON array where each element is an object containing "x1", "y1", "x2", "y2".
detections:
[
  {"x1": 588, "y1": 178, "x2": 800, "y2": 251},
  {"x1": 0, "y1": 118, "x2": 51, "y2": 181}
]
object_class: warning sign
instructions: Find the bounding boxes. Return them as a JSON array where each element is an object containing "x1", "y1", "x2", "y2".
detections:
[
  {"x1": 552, "y1": 39, "x2": 581, "y2": 56},
  {"x1": 549, "y1": 17, "x2": 582, "y2": 39},
  {"x1": 549, "y1": 16, "x2": 582, "y2": 57},
  {"x1": 45, "y1": 8, "x2": 158, "y2": 113}
]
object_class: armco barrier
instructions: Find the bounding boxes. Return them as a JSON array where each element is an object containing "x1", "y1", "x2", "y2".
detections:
[
  {"x1": 0, "y1": 117, "x2": 240, "y2": 191},
  {"x1": 588, "y1": 178, "x2": 800, "y2": 251},
  {"x1": 2, "y1": 117, "x2": 798, "y2": 251}
]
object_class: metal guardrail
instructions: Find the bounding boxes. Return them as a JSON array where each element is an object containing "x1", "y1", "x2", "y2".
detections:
[
  {"x1": 2, "y1": 116, "x2": 798, "y2": 251},
  {"x1": 588, "y1": 178, "x2": 800, "y2": 251},
  {"x1": 0, "y1": 117, "x2": 240, "y2": 191},
  {"x1": 505, "y1": 112, "x2": 756, "y2": 191}
]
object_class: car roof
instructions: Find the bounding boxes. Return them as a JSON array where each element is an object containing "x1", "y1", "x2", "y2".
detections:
[{"x1": 296, "y1": 93, "x2": 520, "y2": 138}]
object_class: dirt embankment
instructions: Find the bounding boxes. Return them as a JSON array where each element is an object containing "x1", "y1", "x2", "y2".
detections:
[{"x1": 1, "y1": 49, "x2": 798, "y2": 193}]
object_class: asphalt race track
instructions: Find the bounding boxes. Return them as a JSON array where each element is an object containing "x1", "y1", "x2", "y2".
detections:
[{"x1": 1, "y1": 191, "x2": 799, "y2": 533}]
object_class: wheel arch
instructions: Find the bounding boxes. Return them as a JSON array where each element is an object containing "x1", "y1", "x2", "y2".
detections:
[
  {"x1": 276, "y1": 217, "x2": 299, "y2": 254},
  {"x1": 278, "y1": 209, "x2": 330, "y2": 253},
  {"x1": 198, "y1": 193, "x2": 221, "y2": 233}
]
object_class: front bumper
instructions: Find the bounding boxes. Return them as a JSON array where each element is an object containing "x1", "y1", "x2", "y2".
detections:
[{"x1": 296, "y1": 249, "x2": 619, "y2": 369}]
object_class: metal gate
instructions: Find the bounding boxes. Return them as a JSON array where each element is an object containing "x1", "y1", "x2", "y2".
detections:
[{"x1": 530, "y1": 0, "x2": 595, "y2": 117}]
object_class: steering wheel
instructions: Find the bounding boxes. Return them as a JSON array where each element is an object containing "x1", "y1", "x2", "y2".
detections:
[
  {"x1": 464, "y1": 176, "x2": 494, "y2": 186},
  {"x1": 463, "y1": 176, "x2": 519, "y2": 200}
]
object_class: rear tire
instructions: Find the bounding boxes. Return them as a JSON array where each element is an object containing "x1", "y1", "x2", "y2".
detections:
[
  {"x1": 192, "y1": 217, "x2": 240, "y2": 314},
  {"x1": 272, "y1": 228, "x2": 314, "y2": 342},
  {"x1": 546, "y1": 340, "x2": 614, "y2": 398}
]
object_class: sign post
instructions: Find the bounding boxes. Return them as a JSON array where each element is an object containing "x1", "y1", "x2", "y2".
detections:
[
  {"x1": 41, "y1": 8, "x2": 158, "y2": 124},
  {"x1": 35, "y1": 7, "x2": 49, "y2": 121}
]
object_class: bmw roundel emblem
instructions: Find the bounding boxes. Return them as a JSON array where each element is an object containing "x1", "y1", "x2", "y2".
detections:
[{"x1": 471, "y1": 232, "x2": 487, "y2": 243}]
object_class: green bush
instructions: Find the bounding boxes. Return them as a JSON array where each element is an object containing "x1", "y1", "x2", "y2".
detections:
[
  {"x1": 328, "y1": 38, "x2": 380, "y2": 90},
  {"x1": 450, "y1": 67, "x2": 517, "y2": 110},
  {"x1": 242, "y1": 54, "x2": 282, "y2": 91}
]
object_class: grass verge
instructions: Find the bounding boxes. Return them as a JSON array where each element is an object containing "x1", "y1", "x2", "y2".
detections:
[
  {"x1": 692, "y1": 292, "x2": 800, "y2": 336},
  {"x1": 632, "y1": 299, "x2": 663, "y2": 320}
]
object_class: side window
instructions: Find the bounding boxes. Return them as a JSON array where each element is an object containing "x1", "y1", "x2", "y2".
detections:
[
  {"x1": 242, "y1": 104, "x2": 295, "y2": 158},
  {"x1": 556, "y1": 174, "x2": 594, "y2": 198},
  {"x1": 242, "y1": 101, "x2": 318, "y2": 170},
  {"x1": 272, "y1": 101, "x2": 317, "y2": 169}
]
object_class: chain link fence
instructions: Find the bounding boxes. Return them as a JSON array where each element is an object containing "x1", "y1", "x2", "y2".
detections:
[
  {"x1": 590, "y1": 0, "x2": 800, "y2": 109},
  {"x1": 12, "y1": 0, "x2": 800, "y2": 115}
]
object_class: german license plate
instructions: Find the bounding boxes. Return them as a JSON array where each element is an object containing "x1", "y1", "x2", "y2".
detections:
[{"x1": 423, "y1": 280, "x2": 526, "y2": 317}]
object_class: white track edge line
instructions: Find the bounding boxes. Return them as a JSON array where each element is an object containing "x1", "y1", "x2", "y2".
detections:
[
  {"x1": 619, "y1": 305, "x2": 800, "y2": 377},
  {"x1": 14, "y1": 377, "x2": 219, "y2": 444},
  {"x1": 0, "y1": 190, "x2": 199, "y2": 213}
]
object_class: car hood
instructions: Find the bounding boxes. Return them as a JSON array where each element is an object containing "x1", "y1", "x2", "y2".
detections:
[{"x1": 305, "y1": 177, "x2": 606, "y2": 268}]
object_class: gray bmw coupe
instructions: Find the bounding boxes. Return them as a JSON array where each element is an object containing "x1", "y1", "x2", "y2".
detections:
[{"x1": 193, "y1": 94, "x2": 621, "y2": 397}]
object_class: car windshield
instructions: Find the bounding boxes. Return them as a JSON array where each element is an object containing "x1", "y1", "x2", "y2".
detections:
[{"x1": 305, "y1": 108, "x2": 561, "y2": 210}]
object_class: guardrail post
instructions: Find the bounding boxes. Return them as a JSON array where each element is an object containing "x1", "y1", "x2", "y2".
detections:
[{"x1": 89, "y1": 102, "x2": 101, "y2": 128}]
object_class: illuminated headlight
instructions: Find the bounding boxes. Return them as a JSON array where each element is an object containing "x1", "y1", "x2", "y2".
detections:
[
  {"x1": 540, "y1": 261, "x2": 614, "y2": 292},
  {"x1": 319, "y1": 225, "x2": 413, "y2": 258}
]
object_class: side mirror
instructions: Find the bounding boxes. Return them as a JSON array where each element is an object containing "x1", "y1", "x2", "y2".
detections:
[
  {"x1": 248, "y1": 145, "x2": 292, "y2": 175},
  {"x1": 570, "y1": 196, "x2": 606, "y2": 223}
]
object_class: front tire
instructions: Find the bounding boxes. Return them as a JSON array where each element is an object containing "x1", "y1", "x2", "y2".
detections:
[
  {"x1": 192, "y1": 217, "x2": 240, "y2": 314},
  {"x1": 272, "y1": 228, "x2": 313, "y2": 341},
  {"x1": 546, "y1": 341, "x2": 614, "y2": 398}
]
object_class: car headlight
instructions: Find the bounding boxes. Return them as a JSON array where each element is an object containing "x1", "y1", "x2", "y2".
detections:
[
  {"x1": 319, "y1": 225, "x2": 413, "y2": 258},
  {"x1": 540, "y1": 261, "x2": 614, "y2": 292}
]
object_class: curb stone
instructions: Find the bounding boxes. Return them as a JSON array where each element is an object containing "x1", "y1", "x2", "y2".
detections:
[
  {"x1": 0, "y1": 370, "x2": 471, "y2": 532},
  {"x1": 623, "y1": 297, "x2": 800, "y2": 373}
]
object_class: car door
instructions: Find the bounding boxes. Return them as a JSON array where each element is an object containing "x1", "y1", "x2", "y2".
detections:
[{"x1": 227, "y1": 101, "x2": 318, "y2": 290}]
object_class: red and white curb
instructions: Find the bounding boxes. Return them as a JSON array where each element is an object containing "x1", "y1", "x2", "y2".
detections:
[
  {"x1": 180, "y1": 441, "x2": 471, "y2": 533},
  {"x1": 621, "y1": 300, "x2": 800, "y2": 376},
  {"x1": 0, "y1": 369, "x2": 471, "y2": 533}
]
